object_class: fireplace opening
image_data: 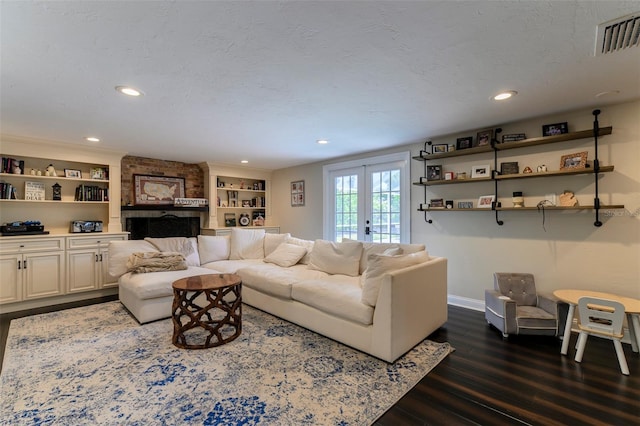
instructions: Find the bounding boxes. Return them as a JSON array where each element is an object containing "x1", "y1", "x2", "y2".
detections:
[{"x1": 126, "y1": 215, "x2": 200, "y2": 240}]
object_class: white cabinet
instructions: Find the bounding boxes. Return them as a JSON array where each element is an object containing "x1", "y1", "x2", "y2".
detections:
[
  {"x1": 0, "y1": 237, "x2": 65, "y2": 303},
  {"x1": 66, "y1": 234, "x2": 128, "y2": 293}
]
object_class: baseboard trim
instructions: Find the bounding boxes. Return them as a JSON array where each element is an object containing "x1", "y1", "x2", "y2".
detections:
[
  {"x1": 0, "y1": 288, "x2": 118, "y2": 314},
  {"x1": 448, "y1": 295, "x2": 484, "y2": 312}
]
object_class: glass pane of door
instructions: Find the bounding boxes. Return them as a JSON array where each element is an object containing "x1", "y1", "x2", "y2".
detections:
[{"x1": 368, "y1": 167, "x2": 401, "y2": 243}]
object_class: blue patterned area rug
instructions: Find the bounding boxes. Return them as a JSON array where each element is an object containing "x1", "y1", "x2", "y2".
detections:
[{"x1": 1, "y1": 301, "x2": 452, "y2": 425}]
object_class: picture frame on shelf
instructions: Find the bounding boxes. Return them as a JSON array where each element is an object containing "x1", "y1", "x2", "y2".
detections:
[
  {"x1": 64, "y1": 169, "x2": 82, "y2": 179},
  {"x1": 474, "y1": 129, "x2": 493, "y2": 147},
  {"x1": 133, "y1": 174, "x2": 185, "y2": 205},
  {"x1": 502, "y1": 133, "x2": 526, "y2": 143},
  {"x1": 456, "y1": 136, "x2": 473, "y2": 150},
  {"x1": 426, "y1": 165, "x2": 442, "y2": 181},
  {"x1": 291, "y1": 180, "x2": 305, "y2": 207},
  {"x1": 430, "y1": 198, "x2": 444, "y2": 208},
  {"x1": 432, "y1": 144, "x2": 448, "y2": 154},
  {"x1": 471, "y1": 164, "x2": 491, "y2": 178},
  {"x1": 89, "y1": 167, "x2": 108, "y2": 180},
  {"x1": 477, "y1": 195, "x2": 495, "y2": 208},
  {"x1": 458, "y1": 201, "x2": 473, "y2": 209},
  {"x1": 542, "y1": 122, "x2": 568, "y2": 136},
  {"x1": 500, "y1": 161, "x2": 519, "y2": 175},
  {"x1": 560, "y1": 151, "x2": 588, "y2": 170}
]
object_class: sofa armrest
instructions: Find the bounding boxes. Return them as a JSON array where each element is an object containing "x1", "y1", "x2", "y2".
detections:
[{"x1": 371, "y1": 256, "x2": 448, "y2": 362}]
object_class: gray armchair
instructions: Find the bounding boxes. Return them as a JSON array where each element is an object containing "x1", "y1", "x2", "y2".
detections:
[{"x1": 485, "y1": 272, "x2": 559, "y2": 338}]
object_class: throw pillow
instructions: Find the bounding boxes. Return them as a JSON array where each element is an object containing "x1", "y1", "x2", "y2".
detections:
[
  {"x1": 229, "y1": 228, "x2": 266, "y2": 259},
  {"x1": 344, "y1": 238, "x2": 426, "y2": 274},
  {"x1": 145, "y1": 237, "x2": 200, "y2": 266},
  {"x1": 285, "y1": 236, "x2": 315, "y2": 264},
  {"x1": 108, "y1": 240, "x2": 159, "y2": 278},
  {"x1": 126, "y1": 251, "x2": 188, "y2": 274},
  {"x1": 263, "y1": 243, "x2": 307, "y2": 267},
  {"x1": 307, "y1": 239, "x2": 363, "y2": 276},
  {"x1": 264, "y1": 232, "x2": 291, "y2": 256},
  {"x1": 197, "y1": 235, "x2": 231, "y2": 264},
  {"x1": 361, "y1": 251, "x2": 430, "y2": 307}
]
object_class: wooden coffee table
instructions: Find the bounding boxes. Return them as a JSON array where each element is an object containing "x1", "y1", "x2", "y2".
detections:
[{"x1": 171, "y1": 273, "x2": 242, "y2": 349}]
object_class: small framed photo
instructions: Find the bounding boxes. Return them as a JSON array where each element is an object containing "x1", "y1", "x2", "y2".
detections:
[
  {"x1": 500, "y1": 161, "x2": 519, "y2": 175},
  {"x1": 458, "y1": 201, "x2": 473, "y2": 209},
  {"x1": 90, "y1": 167, "x2": 107, "y2": 180},
  {"x1": 426, "y1": 165, "x2": 442, "y2": 181},
  {"x1": 444, "y1": 171, "x2": 454, "y2": 180},
  {"x1": 560, "y1": 151, "x2": 588, "y2": 170},
  {"x1": 477, "y1": 195, "x2": 495, "y2": 208},
  {"x1": 291, "y1": 180, "x2": 305, "y2": 207},
  {"x1": 64, "y1": 169, "x2": 82, "y2": 178},
  {"x1": 542, "y1": 122, "x2": 568, "y2": 136},
  {"x1": 430, "y1": 198, "x2": 444, "y2": 208},
  {"x1": 432, "y1": 144, "x2": 448, "y2": 154},
  {"x1": 471, "y1": 164, "x2": 491, "y2": 178},
  {"x1": 474, "y1": 129, "x2": 493, "y2": 147},
  {"x1": 445, "y1": 200, "x2": 454, "y2": 209},
  {"x1": 456, "y1": 136, "x2": 473, "y2": 150}
]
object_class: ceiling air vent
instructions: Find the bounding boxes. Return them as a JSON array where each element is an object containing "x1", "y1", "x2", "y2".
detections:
[{"x1": 595, "y1": 12, "x2": 640, "y2": 56}]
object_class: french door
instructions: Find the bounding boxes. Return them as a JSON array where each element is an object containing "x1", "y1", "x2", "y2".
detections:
[{"x1": 323, "y1": 152, "x2": 410, "y2": 243}]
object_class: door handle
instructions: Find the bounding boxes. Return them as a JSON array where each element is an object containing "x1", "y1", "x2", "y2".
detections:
[
  {"x1": 365, "y1": 220, "x2": 371, "y2": 235},
  {"x1": 23, "y1": 260, "x2": 27, "y2": 269}
]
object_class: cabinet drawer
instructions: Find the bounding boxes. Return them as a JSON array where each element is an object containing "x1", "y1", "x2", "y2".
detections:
[
  {"x1": 0, "y1": 237, "x2": 65, "y2": 254},
  {"x1": 67, "y1": 234, "x2": 128, "y2": 249}
]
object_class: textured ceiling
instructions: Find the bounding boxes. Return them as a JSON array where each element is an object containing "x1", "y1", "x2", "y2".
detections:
[{"x1": 1, "y1": 1, "x2": 639, "y2": 169}]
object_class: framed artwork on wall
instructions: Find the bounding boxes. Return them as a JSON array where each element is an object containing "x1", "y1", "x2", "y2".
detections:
[
  {"x1": 134, "y1": 174, "x2": 185, "y2": 205},
  {"x1": 291, "y1": 180, "x2": 305, "y2": 207}
]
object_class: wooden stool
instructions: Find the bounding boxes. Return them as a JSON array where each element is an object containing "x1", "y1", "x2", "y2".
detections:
[{"x1": 171, "y1": 274, "x2": 242, "y2": 349}]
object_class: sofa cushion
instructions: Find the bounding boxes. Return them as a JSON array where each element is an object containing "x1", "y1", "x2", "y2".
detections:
[
  {"x1": 292, "y1": 276, "x2": 374, "y2": 325},
  {"x1": 284, "y1": 236, "x2": 314, "y2": 264},
  {"x1": 198, "y1": 235, "x2": 230, "y2": 264},
  {"x1": 108, "y1": 240, "x2": 159, "y2": 279},
  {"x1": 307, "y1": 239, "x2": 363, "y2": 276},
  {"x1": 145, "y1": 237, "x2": 200, "y2": 266},
  {"x1": 361, "y1": 251, "x2": 430, "y2": 307},
  {"x1": 263, "y1": 243, "x2": 307, "y2": 267},
  {"x1": 230, "y1": 228, "x2": 266, "y2": 260},
  {"x1": 264, "y1": 233, "x2": 291, "y2": 256},
  {"x1": 238, "y1": 263, "x2": 329, "y2": 299},
  {"x1": 118, "y1": 266, "x2": 219, "y2": 300},
  {"x1": 344, "y1": 238, "x2": 427, "y2": 274},
  {"x1": 201, "y1": 259, "x2": 263, "y2": 274}
]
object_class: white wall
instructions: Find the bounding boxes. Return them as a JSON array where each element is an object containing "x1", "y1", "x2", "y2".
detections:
[{"x1": 271, "y1": 100, "x2": 640, "y2": 303}]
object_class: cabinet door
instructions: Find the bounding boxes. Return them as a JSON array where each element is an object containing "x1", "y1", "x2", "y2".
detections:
[
  {"x1": 67, "y1": 249, "x2": 100, "y2": 293},
  {"x1": 99, "y1": 249, "x2": 118, "y2": 288},
  {"x1": 0, "y1": 254, "x2": 22, "y2": 303},
  {"x1": 23, "y1": 252, "x2": 64, "y2": 299}
]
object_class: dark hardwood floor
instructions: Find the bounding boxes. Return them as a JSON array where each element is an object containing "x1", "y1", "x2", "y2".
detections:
[{"x1": 2, "y1": 301, "x2": 638, "y2": 425}]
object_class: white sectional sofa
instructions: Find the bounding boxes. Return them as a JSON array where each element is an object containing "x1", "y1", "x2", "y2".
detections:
[{"x1": 108, "y1": 229, "x2": 448, "y2": 362}]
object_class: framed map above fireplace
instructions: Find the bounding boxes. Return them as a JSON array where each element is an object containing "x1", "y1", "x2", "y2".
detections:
[{"x1": 134, "y1": 174, "x2": 185, "y2": 205}]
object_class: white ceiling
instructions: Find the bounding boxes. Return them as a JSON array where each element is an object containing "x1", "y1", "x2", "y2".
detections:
[{"x1": 1, "y1": 1, "x2": 639, "y2": 170}]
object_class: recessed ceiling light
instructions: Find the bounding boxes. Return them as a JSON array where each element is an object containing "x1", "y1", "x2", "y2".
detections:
[
  {"x1": 317, "y1": 139, "x2": 329, "y2": 145},
  {"x1": 115, "y1": 86, "x2": 144, "y2": 97},
  {"x1": 85, "y1": 137, "x2": 100, "y2": 142},
  {"x1": 493, "y1": 91, "x2": 518, "y2": 101},
  {"x1": 240, "y1": 160, "x2": 249, "y2": 164},
  {"x1": 595, "y1": 90, "x2": 620, "y2": 98}
]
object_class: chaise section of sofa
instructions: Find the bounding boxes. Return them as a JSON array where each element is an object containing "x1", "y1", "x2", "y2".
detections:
[{"x1": 108, "y1": 229, "x2": 448, "y2": 362}]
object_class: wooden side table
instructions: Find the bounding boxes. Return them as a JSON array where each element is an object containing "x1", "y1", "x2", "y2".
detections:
[{"x1": 171, "y1": 273, "x2": 242, "y2": 349}]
